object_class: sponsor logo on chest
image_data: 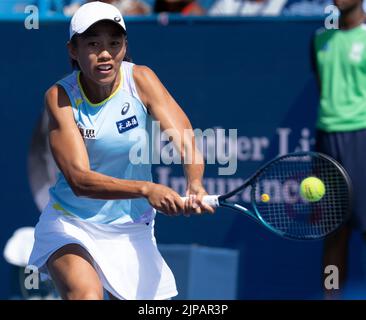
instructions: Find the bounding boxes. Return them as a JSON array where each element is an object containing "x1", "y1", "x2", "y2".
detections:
[
  {"x1": 116, "y1": 115, "x2": 139, "y2": 134},
  {"x1": 121, "y1": 102, "x2": 130, "y2": 115},
  {"x1": 115, "y1": 101, "x2": 139, "y2": 134},
  {"x1": 78, "y1": 124, "x2": 96, "y2": 139}
]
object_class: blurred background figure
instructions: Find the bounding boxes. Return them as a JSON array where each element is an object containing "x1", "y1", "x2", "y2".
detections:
[
  {"x1": 63, "y1": 0, "x2": 85, "y2": 15},
  {"x1": 64, "y1": 0, "x2": 152, "y2": 16},
  {"x1": 0, "y1": 0, "x2": 338, "y2": 16},
  {"x1": 208, "y1": 0, "x2": 333, "y2": 16},
  {"x1": 154, "y1": 0, "x2": 205, "y2": 15},
  {"x1": 28, "y1": 110, "x2": 59, "y2": 212},
  {"x1": 209, "y1": 0, "x2": 287, "y2": 16},
  {"x1": 0, "y1": 0, "x2": 37, "y2": 14},
  {"x1": 311, "y1": 0, "x2": 366, "y2": 299},
  {"x1": 283, "y1": 0, "x2": 333, "y2": 16}
]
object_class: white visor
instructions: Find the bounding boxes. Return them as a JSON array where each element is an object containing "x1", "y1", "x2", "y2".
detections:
[{"x1": 69, "y1": 2, "x2": 126, "y2": 40}]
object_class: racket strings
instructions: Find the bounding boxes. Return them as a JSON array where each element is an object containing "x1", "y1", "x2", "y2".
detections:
[{"x1": 253, "y1": 155, "x2": 350, "y2": 239}]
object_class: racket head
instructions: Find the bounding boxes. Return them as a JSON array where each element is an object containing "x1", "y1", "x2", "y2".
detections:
[{"x1": 249, "y1": 152, "x2": 352, "y2": 240}]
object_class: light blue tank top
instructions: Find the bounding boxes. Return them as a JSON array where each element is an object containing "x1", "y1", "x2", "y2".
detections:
[{"x1": 49, "y1": 62, "x2": 155, "y2": 225}]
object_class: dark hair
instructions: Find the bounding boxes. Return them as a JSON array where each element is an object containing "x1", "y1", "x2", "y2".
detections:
[{"x1": 69, "y1": 31, "x2": 132, "y2": 71}]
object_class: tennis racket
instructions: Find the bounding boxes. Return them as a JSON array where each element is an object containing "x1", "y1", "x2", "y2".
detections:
[{"x1": 181, "y1": 152, "x2": 352, "y2": 240}]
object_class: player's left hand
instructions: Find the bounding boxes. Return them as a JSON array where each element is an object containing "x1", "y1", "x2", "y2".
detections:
[{"x1": 184, "y1": 181, "x2": 215, "y2": 216}]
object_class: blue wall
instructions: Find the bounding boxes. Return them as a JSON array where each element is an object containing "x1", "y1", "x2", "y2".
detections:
[{"x1": 1, "y1": 16, "x2": 365, "y2": 299}]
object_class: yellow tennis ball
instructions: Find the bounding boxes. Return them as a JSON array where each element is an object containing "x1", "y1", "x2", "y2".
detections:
[
  {"x1": 261, "y1": 193, "x2": 270, "y2": 203},
  {"x1": 300, "y1": 177, "x2": 325, "y2": 202}
]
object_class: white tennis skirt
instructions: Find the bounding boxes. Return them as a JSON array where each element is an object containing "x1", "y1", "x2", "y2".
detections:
[{"x1": 28, "y1": 200, "x2": 178, "y2": 300}]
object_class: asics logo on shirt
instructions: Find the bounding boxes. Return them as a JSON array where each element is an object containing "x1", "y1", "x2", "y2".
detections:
[{"x1": 121, "y1": 102, "x2": 130, "y2": 115}]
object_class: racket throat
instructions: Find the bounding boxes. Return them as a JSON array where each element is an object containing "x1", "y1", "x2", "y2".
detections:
[{"x1": 222, "y1": 202, "x2": 258, "y2": 221}]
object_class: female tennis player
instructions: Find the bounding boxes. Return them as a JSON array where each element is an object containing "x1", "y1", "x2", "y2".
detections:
[{"x1": 28, "y1": 1, "x2": 214, "y2": 300}]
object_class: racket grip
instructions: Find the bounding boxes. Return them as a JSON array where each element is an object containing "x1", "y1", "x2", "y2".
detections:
[{"x1": 180, "y1": 195, "x2": 220, "y2": 207}]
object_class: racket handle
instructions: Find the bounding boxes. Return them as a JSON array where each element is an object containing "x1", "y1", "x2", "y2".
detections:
[{"x1": 180, "y1": 195, "x2": 220, "y2": 208}]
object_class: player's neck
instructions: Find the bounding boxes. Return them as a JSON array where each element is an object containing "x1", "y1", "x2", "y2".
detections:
[
  {"x1": 79, "y1": 72, "x2": 121, "y2": 104},
  {"x1": 340, "y1": 8, "x2": 365, "y2": 30}
]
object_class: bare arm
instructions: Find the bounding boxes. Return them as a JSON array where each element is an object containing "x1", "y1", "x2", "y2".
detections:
[
  {"x1": 46, "y1": 85, "x2": 182, "y2": 214},
  {"x1": 133, "y1": 65, "x2": 214, "y2": 213}
]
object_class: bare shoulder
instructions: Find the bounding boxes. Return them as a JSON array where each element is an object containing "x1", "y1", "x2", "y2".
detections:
[
  {"x1": 45, "y1": 84, "x2": 75, "y2": 129},
  {"x1": 45, "y1": 84, "x2": 71, "y2": 108},
  {"x1": 132, "y1": 65, "x2": 160, "y2": 88},
  {"x1": 133, "y1": 64, "x2": 155, "y2": 79},
  {"x1": 132, "y1": 65, "x2": 166, "y2": 107}
]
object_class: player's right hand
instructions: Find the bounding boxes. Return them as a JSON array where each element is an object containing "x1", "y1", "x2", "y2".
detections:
[{"x1": 143, "y1": 183, "x2": 185, "y2": 216}]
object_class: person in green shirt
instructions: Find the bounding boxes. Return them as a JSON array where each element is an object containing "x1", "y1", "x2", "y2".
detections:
[{"x1": 313, "y1": 0, "x2": 366, "y2": 299}]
